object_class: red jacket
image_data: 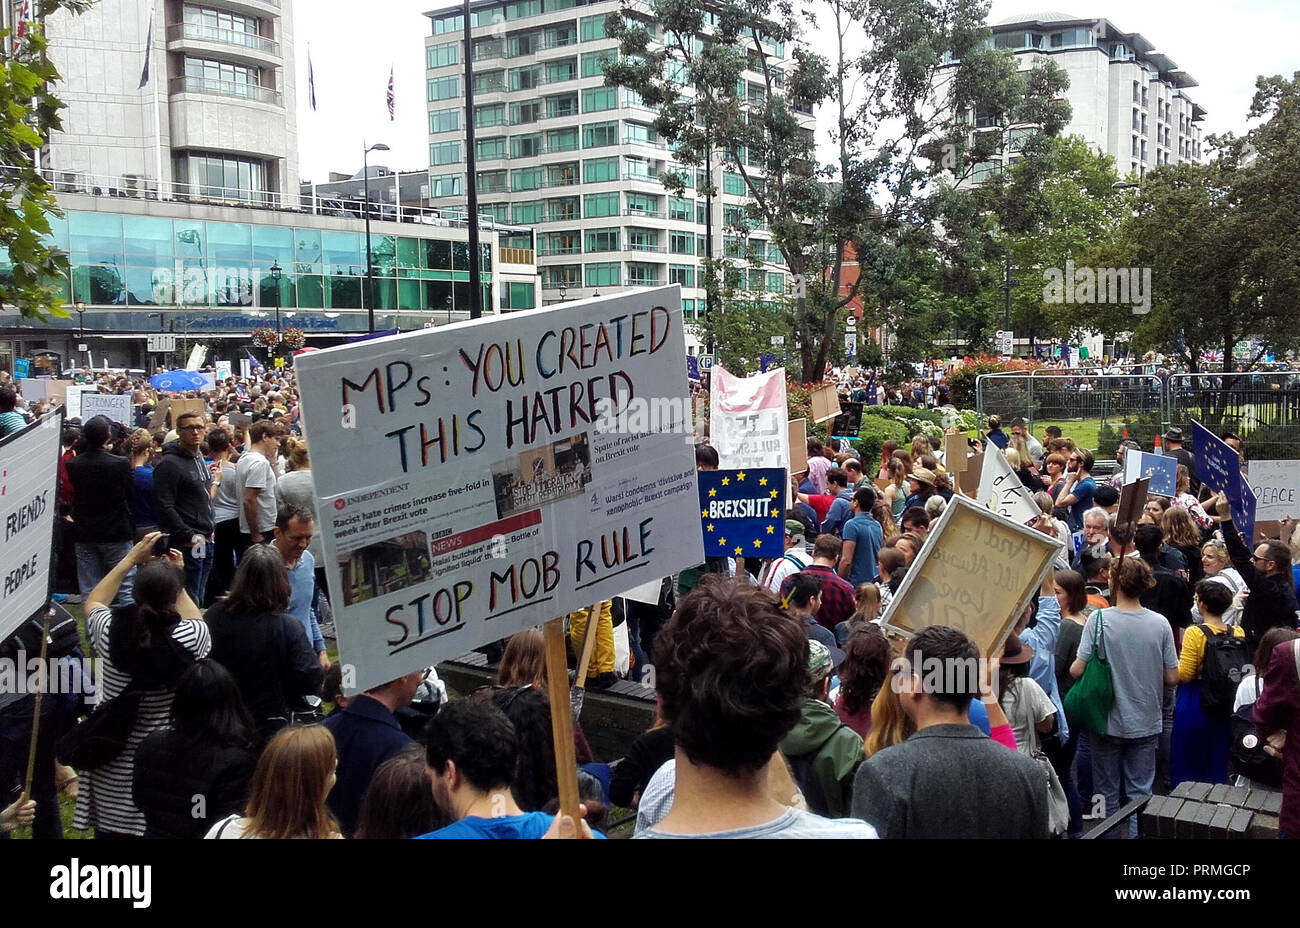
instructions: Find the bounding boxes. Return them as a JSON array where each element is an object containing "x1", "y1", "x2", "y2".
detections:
[{"x1": 1255, "y1": 640, "x2": 1300, "y2": 837}]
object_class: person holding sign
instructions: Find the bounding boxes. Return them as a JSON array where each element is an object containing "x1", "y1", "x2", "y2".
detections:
[{"x1": 1210, "y1": 491, "x2": 1299, "y2": 650}]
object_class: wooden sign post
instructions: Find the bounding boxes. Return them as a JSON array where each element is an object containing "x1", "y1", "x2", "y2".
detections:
[
  {"x1": 542, "y1": 619, "x2": 581, "y2": 821},
  {"x1": 1116, "y1": 476, "x2": 1150, "y2": 530}
]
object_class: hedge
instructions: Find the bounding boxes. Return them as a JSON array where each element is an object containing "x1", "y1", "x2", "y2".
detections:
[
  {"x1": 857, "y1": 416, "x2": 910, "y2": 469},
  {"x1": 860, "y1": 405, "x2": 946, "y2": 427}
]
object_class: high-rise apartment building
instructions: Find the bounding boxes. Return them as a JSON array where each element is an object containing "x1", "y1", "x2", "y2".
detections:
[
  {"x1": 948, "y1": 12, "x2": 1205, "y2": 182},
  {"x1": 421, "y1": 0, "x2": 811, "y2": 352},
  {"x1": 40, "y1": 0, "x2": 299, "y2": 204}
]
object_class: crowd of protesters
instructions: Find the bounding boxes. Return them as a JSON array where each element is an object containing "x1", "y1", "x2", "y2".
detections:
[{"x1": 1, "y1": 360, "x2": 1299, "y2": 842}]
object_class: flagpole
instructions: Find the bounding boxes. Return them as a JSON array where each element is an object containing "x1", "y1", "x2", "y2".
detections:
[{"x1": 149, "y1": 0, "x2": 165, "y2": 198}]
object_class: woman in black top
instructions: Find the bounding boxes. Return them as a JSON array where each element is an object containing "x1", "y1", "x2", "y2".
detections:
[{"x1": 133, "y1": 660, "x2": 256, "y2": 838}]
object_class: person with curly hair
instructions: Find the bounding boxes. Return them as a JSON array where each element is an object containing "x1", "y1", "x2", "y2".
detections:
[{"x1": 833, "y1": 625, "x2": 891, "y2": 738}]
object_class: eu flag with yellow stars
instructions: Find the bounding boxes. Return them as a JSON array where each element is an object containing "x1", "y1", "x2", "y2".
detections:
[{"x1": 698, "y1": 468, "x2": 786, "y2": 559}]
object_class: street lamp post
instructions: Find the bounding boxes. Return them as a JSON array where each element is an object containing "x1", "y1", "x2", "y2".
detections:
[
  {"x1": 270, "y1": 261, "x2": 283, "y2": 336},
  {"x1": 75, "y1": 301, "x2": 87, "y2": 366},
  {"x1": 363, "y1": 142, "x2": 390, "y2": 334}
]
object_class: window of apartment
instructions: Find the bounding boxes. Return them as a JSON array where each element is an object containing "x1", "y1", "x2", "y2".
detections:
[
  {"x1": 175, "y1": 150, "x2": 266, "y2": 199},
  {"x1": 585, "y1": 262, "x2": 620, "y2": 287},
  {"x1": 669, "y1": 263, "x2": 695, "y2": 287},
  {"x1": 723, "y1": 171, "x2": 746, "y2": 196},
  {"x1": 546, "y1": 57, "x2": 577, "y2": 83},
  {"x1": 429, "y1": 107, "x2": 460, "y2": 134},
  {"x1": 766, "y1": 242, "x2": 783, "y2": 264},
  {"x1": 477, "y1": 169, "x2": 508, "y2": 193},
  {"x1": 1132, "y1": 80, "x2": 1140, "y2": 103},
  {"x1": 1132, "y1": 135, "x2": 1139, "y2": 157},
  {"x1": 580, "y1": 13, "x2": 606, "y2": 41},
  {"x1": 546, "y1": 127, "x2": 579, "y2": 152},
  {"x1": 628, "y1": 262, "x2": 659, "y2": 285},
  {"x1": 545, "y1": 264, "x2": 581, "y2": 286},
  {"x1": 184, "y1": 57, "x2": 262, "y2": 96},
  {"x1": 696, "y1": 201, "x2": 707, "y2": 225},
  {"x1": 583, "y1": 120, "x2": 618, "y2": 148},
  {"x1": 510, "y1": 65, "x2": 542, "y2": 91},
  {"x1": 473, "y1": 70, "x2": 506, "y2": 92},
  {"x1": 512, "y1": 166, "x2": 543, "y2": 190},
  {"x1": 724, "y1": 235, "x2": 745, "y2": 258},
  {"x1": 682, "y1": 298, "x2": 696, "y2": 319},
  {"x1": 511, "y1": 132, "x2": 542, "y2": 158},
  {"x1": 475, "y1": 103, "x2": 505, "y2": 127},
  {"x1": 512, "y1": 200, "x2": 544, "y2": 223},
  {"x1": 723, "y1": 204, "x2": 748, "y2": 227},
  {"x1": 473, "y1": 37, "x2": 502, "y2": 60},
  {"x1": 669, "y1": 230, "x2": 694, "y2": 254},
  {"x1": 627, "y1": 228, "x2": 658, "y2": 251},
  {"x1": 480, "y1": 202, "x2": 509, "y2": 222},
  {"x1": 506, "y1": 31, "x2": 538, "y2": 57},
  {"x1": 584, "y1": 191, "x2": 619, "y2": 218},
  {"x1": 430, "y1": 141, "x2": 461, "y2": 166},
  {"x1": 624, "y1": 122, "x2": 658, "y2": 145},
  {"x1": 184, "y1": 5, "x2": 257, "y2": 35},
  {"x1": 427, "y1": 75, "x2": 459, "y2": 101},
  {"x1": 583, "y1": 156, "x2": 619, "y2": 183},
  {"x1": 582, "y1": 86, "x2": 618, "y2": 112},
  {"x1": 545, "y1": 93, "x2": 578, "y2": 119},
  {"x1": 668, "y1": 196, "x2": 693, "y2": 222},
  {"x1": 509, "y1": 100, "x2": 541, "y2": 124},
  {"x1": 540, "y1": 230, "x2": 581, "y2": 254},
  {"x1": 581, "y1": 49, "x2": 613, "y2": 78},
  {"x1": 547, "y1": 162, "x2": 578, "y2": 187},
  {"x1": 432, "y1": 12, "x2": 463, "y2": 34},
  {"x1": 625, "y1": 192, "x2": 659, "y2": 215},
  {"x1": 476, "y1": 137, "x2": 506, "y2": 160},
  {"x1": 546, "y1": 196, "x2": 580, "y2": 221},
  {"x1": 501, "y1": 281, "x2": 536, "y2": 310},
  {"x1": 1132, "y1": 108, "x2": 1139, "y2": 130},
  {"x1": 585, "y1": 227, "x2": 620, "y2": 252},
  {"x1": 427, "y1": 40, "x2": 458, "y2": 69},
  {"x1": 545, "y1": 0, "x2": 575, "y2": 12},
  {"x1": 545, "y1": 23, "x2": 576, "y2": 47},
  {"x1": 427, "y1": 173, "x2": 462, "y2": 197},
  {"x1": 505, "y1": 0, "x2": 542, "y2": 21},
  {"x1": 624, "y1": 156, "x2": 654, "y2": 180},
  {"x1": 766, "y1": 271, "x2": 784, "y2": 292}
]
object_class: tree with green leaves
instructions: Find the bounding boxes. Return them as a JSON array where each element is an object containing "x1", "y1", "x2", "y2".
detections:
[{"x1": 1, "y1": 2, "x2": 90, "y2": 322}]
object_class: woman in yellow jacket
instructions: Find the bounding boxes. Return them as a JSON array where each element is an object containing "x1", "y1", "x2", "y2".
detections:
[{"x1": 1170, "y1": 580, "x2": 1246, "y2": 787}]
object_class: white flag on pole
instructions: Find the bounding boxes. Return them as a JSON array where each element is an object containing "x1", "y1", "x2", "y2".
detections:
[{"x1": 977, "y1": 448, "x2": 1041, "y2": 525}]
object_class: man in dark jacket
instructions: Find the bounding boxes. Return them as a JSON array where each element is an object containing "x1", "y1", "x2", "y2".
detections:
[
  {"x1": 851, "y1": 625, "x2": 1048, "y2": 838},
  {"x1": 64, "y1": 415, "x2": 135, "y2": 603},
  {"x1": 323, "y1": 670, "x2": 421, "y2": 837},
  {"x1": 153, "y1": 410, "x2": 215, "y2": 604},
  {"x1": 1214, "y1": 492, "x2": 1299, "y2": 649}
]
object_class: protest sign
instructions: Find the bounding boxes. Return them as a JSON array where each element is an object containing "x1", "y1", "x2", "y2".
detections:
[
  {"x1": 829, "y1": 402, "x2": 863, "y2": 439},
  {"x1": 709, "y1": 366, "x2": 790, "y2": 470},
  {"x1": 42, "y1": 380, "x2": 73, "y2": 408},
  {"x1": 215, "y1": 359, "x2": 232, "y2": 383},
  {"x1": 1192, "y1": 419, "x2": 1255, "y2": 542},
  {"x1": 788, "y1": 419, "x2": 807, "y2": 473},
  {"x1": 1117, "y1": 477, "x2": 1149, "y2": 529},
  {"x1": 1123, "y1": 451, "x2": 1177, "y2": 497},
  {"x1": 1253, "y1": 520, "x2": 1284, "y2": 543},
  {"x1": 80, "y1": 392, "x2": 132, "y2": 426},
  {"x1": 13, "y1": 358, "x2": 28, "y2": 378},
  {"x1": 808, "y1": 384, "x2": 841, "y2": 424},
  {"x1": 198, "y1": 372, "x2": 217, "y2": 392},
  {"x1": 295, "y1": 286, "x2": 704, "y2": 693},
  {"x1": 1246, "y1": 460, "x2": 1300, "y2": 521},
  {"x1": 0, "y1": 413, "x2": 62, "y2": 641},
  {"x1": 944, "y1": 433, "x2": 968, "y2": 474},
  {"x1": 1233, "y1": 481, "x2": 1257, "y2": 549},
  {"x1": 880, "y1": 494, "x2": 1062, "y2": 655},
  {"x1": 63, "y1": 385, "x2": 85, "y2": 420},
  {"x1": 697, "y1": 468, "x2": 786, "y2": 560},
  {"x1": 167, "y1": 398, "x2": 206, "y2": 427},
  {"x1": 147, "y1": 399, "x2": 170, "y2": 430},
  {"x1": 17, "y1": 377, "x2": 47, "y2": 400},
  {"x1": 239, "y1": 357, "x2": 251, "y2": 379},
  {"x1": 976, "y1": 449, "x2": 1039, "y2": 524},
  {"x1": 958, "y1": 453, "x2": 983, "y2": 497}
]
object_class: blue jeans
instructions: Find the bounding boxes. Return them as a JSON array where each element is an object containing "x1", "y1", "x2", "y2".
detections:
[
  {"x1": 75, "y1": 541, "x2": 135, "y2": 605},
  {"x1": 182, "y1": 539, "x2": 214, "y2": 607},
  {"x1": 1091, "y1": 732, "x2": 1159, "y2": 838}
]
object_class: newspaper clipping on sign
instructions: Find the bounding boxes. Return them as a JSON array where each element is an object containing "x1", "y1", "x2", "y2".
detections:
[{"x1": 295, "y1": 286, "x2": 704, "y2": 692}]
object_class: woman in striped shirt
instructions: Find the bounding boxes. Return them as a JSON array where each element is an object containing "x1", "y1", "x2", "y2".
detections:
[{"x1": 74, "y1": 532, "x2": 210, "y2": 838}]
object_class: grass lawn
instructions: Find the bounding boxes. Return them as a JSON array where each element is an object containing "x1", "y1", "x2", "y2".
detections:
[{"x1": 963, "y1": 418, "x2": 1106, "y2": 455}]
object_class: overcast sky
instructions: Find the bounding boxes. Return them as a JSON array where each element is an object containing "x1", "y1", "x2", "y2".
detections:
[{"x1": 294, "y1": 0, "x2": 1300, "y2": 183}]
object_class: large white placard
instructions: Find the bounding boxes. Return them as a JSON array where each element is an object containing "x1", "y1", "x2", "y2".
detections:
[
  {"x1": 0, "y1": 414, "x2": 62, "y2": 641},
  {"x1": 1247, "y1": 460, "x2": 1300, "y2": 522},
  {"x1": 63, "y1": 385, "x2": 85, "y2": 419},
  {"x1": 708, "y1": 366, "x2": 790, "y2": 470},
  {"x1": 976, "y1": 447, "x2": 1039, "y2": 524},
  {"x1": 81, "y1": 392, "x2": 133, "y2": 426},
  {"x1": 295, "y1": 286, "x2": 703, "y2": 692},
  {"x1": 215, "y1": 360, "x2": 232, "y2": 382}
]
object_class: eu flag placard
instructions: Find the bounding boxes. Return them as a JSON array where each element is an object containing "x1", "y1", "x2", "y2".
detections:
[
  {"x1": 698, "y1": 468, "x2": 786, "y2": 559},
  {"x1": 1192, "y1": 419, "x2": 1255, "y2": 542}
]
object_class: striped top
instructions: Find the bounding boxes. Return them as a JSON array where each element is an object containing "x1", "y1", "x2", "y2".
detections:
[{"x1": 73, "y1": 606, "x2": 211, "y2": 836}]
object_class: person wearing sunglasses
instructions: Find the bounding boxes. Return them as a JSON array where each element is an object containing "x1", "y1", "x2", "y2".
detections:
[
  {"x1": 153, "y1": 410, "x2": 216, "y2": 604},
  {"x1": 1210, "y1": 491, "x2": 1299, "y2": 651}
]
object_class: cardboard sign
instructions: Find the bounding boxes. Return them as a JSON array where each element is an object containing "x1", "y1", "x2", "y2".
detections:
[
  {"x1": 147, "y1": 399, "x2": 170, "y2": 430},
  {"x1": 63, "y1": 385, "x2": 86, "y2": 420},
  {"x1": 958, "y1": 453, "x2": 983, "y2": 497},
  {"x1": 1246, "y1": 460, "x2": 1300, "y2": 522},
  {"x1": 788, "y1": 419, "x2": 807, "y2": 473},
  {"x1": 1116, "y1": 477, "x2": 1149, "y2": 528},
  {"x1": 710, "y1": 366, "x2": 790, "y2": 470},
  {"x1": 697, "y1": 468, "x2": 786, "y2": 559},
  {"x1": 829, "y1": 401, "x2": 863, "y2": 438},
  {"x1": 944, "y1": 433, "x2": 968, "y2": 474},
  {"x1": 80, "y1": 392, "x2": 133, "y2": 426},
  {"x1": 167, "y1": 398, "x2": 206, "y2": 427},
  {"x1": 809, "y1": 384, "x2": 841, "y2": 424},
  {"x1": 41, "y1": 380, "x2": 73, "y2": 407},
  {"x1": 976, "y1": 449, "x2": 1039, "y2": 524},
  {"x1": 0, "y1": 413, "x2": 62, "y2": 641},
  {"x1": 1253, "y1": 520, "x2": 1285, "y2": 543},
  {"x1": 294, "y1": 286, "x2": 704, "y2": 693},
  {"x1": 1123, "y1": 451, "x2": 1177, "y2": 497},
  {"x1": 879, "y1": 494, "x2": 1063, "y2": 655}
]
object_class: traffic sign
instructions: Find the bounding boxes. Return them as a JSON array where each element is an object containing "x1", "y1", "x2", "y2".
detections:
[
  {"x1": 995, "y1": 330, "x2": 1014, "y2": 356},
  {"x1": 147, "y1": 334, "x2": 178, "y2": 353},
  {"x1": 770, "y1": 335, "x2": 785, "y2": 346},
  {"x1": 699, "y1": 354, "x2": 714, "y2": 370}
]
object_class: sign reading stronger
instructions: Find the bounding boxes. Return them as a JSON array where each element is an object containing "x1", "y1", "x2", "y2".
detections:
[
  {"x1": 294, "y1": 286, "x2": 705, "y2": 693},
  {"x1": 0, "y1": 413, "x2": 62, "y2": 642}
]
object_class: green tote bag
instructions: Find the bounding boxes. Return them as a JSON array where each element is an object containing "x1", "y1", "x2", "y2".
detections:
[{"x1": 1063, "y1": 609, "x2": 1114, "y2": 735}]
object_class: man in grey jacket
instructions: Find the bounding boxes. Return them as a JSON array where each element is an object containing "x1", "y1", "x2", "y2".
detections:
[{"x1": 851, "y1": 625, "x2": 1049, "y2": 838}]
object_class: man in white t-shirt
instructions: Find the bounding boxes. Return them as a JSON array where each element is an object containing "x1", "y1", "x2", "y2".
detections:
[
  {"x1": 235, "y1": 419, "x2": 280, "y2": 555},
  {"x1": 761, "y1": 521, "x2": 811, "y2": 593}
]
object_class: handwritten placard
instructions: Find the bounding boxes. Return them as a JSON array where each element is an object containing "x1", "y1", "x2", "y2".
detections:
[
  {"x1": 80, "y1": 392, "x2": 132, "y2": 426},
  {"x1": 880, "y1": 494, "x2": 1063, "y2": 655},
  {"x1": 1247, "y1": 460, "x2": 1300, "y2": 521}
]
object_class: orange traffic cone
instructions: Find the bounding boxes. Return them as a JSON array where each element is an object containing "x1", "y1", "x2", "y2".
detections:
[
  {"x1": 1153, "y1": 434, "x2": 1163, "y2": 453},
  {"x1": 1122, "y1": 428, "x2": 1129, "y2": 439}
]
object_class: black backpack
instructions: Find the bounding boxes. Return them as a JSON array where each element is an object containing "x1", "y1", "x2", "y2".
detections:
[
  {"x1": 1230, "y1": 675, "x2": 1283, "y2": 788},
  {"x1": 0, "y1": 606, "x2": 82, "y2": 662},
  {"x1": 1201, "y1": 628, "x2": 1249, "y2": 715}
]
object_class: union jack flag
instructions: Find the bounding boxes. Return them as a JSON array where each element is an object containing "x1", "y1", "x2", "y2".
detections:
[
  {"x1": 13, "y1": 0, "x2": 33, "y2": 53},
  {"x1": 1199, "y1": 349, "x2": 1224, "y2": 363},
  {"x1": 387, "y1": 66, "x2": 394, "y2": 120}
]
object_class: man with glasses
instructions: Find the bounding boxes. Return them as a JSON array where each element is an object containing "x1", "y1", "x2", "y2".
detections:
[
  {"x1": 153, "y1": 409, "x2": 215, "y2": 603},
  {"x1": 1211, "y1": 491, "x2": 1300, "y2": 650}
]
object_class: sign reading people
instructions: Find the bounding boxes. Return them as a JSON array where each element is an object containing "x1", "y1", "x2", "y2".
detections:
[
  {"x1": 697, "y1": 468, "x2": 786, "y2": 560},
  {"x1": 1192, "y1": 420, "x2": 1256, "y2": 544},
  {"x1": 1123, "y1": 451, "x2": 1177, "y2": 498},
  {"x1": 880, "y1": 494, "x2": 1062, "y2": 656},
  {"x1": 295, "y1": 286, "x2": 704, "y2": 693},
  {"x1": 0, "y1": 413, "x2": 62, "y2": 642},
  {"x1": 709, "y1": 366, "x2": 790, "y2": 470}
]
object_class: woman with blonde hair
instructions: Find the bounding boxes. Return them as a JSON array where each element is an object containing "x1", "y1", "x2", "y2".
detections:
[
  {"x1": 206, "y1": 725, "x2": 341, "y2": 839},
  {"x1": 909, "y1": 435, "x2": 930, "y2": 465},
  {"x1": 496, "y1": 627, "x2": 547, "y2": 686},
  {"x1": 882, "y1": 457, "x2": 908, "y2": 521},
  {"x1": 871, "y1": 500, "x2": 899, "y2": 542}
]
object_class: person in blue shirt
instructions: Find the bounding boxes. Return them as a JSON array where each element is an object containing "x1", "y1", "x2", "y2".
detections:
[
  {"x1": 271, "y1": 506, "x2": 328, "y2": 669},
  {"x1": 419, "y1": 697, "x2": 599, "y2": 839},
  {"x1": 840, "y1": 486, "x2": 883, "y2": 587},
  {"x1": 819, "y1": 468, "x2": 855, "y2": 536},
  {"x1": 1057, "y1": 448, "x2": 1097, "y2": 533}
]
